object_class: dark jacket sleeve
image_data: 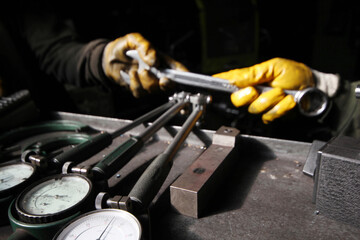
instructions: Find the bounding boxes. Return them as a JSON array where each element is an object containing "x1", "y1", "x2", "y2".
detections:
[{"x1": 19, "y1": 11, "x2": 112, "y2": 88}]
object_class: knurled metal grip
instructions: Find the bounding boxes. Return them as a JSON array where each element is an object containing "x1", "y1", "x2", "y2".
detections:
[{"x1": 170, "y1": 126, "x2": 240, "y2": 218}]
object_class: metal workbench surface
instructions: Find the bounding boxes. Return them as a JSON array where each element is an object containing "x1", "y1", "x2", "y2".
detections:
[{"x1": 1, "y1": 112, "x2": 360, "y2": 239}]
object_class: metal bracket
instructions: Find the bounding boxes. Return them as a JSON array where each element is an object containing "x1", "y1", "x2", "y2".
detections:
[
  {"x1": 170, "y1": 92, "x2": 211, "y2": 127},
  {"x1": 302, "y1": 140, "x2": 326, "y2": 177},
  {"x1": 170, "y1": 126, "x2": 240, "y2": 218}
]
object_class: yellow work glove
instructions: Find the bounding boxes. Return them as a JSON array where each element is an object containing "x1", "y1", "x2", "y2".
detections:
[
  {"x1": 102, "y1": 33, "x2": 187, "y2": 98},
  {"x1": 213, "y1": 58, "x2": 314, "y2": 124}
]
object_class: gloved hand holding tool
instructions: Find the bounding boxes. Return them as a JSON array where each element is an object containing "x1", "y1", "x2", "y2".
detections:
[
  {"x1": 213, "y1": 58, "x2": 340, "y2": 123},
  {"x1": 102, "y1": 33, "x2": 187, "y2": 98},
  {"x1": 125, "y1": 51, "x2": 335, "y2": 123}
]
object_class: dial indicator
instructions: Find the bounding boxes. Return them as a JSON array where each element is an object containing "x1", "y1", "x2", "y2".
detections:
[
  {"x1": 16, "y1": 174, "x2": 92, "y2": 223},
  {"x1": 54, "y1": 209, "x2": 142, "y2": 240},
  {"x1": 0, "y1": 162, "x2": 35, "y2": 193}
]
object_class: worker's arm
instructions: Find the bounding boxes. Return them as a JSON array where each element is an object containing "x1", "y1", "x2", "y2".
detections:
[
  {"x1": 19, "y1": 8, "x2": 186, "y2": 97},
  {"x1": 19, "y1": 10, "x2": 109, "y2": 88}
]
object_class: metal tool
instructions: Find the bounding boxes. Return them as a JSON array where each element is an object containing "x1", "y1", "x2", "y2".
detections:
[
  {"x1": 0, "y1": 134, "x2": 94, "y2": 226},
  {"x1": 53, "y1": 100, "x2": 175, "y2": 172},
  {"x1": 0, "y1": 98, "x2": 173, "y2": 200},
  {"x1": 170, "y1": 126, "x2": 240, "y2": 218},
  {"x1": 91, "y1": 94, "x2": 189, "y2": 180},
  {"x1": 53, "y1": 209, "x2": 142, "y2": 240},
  {"x1": 355, "y1": 85, "x2": 360, "y2": 99},
  {"x1": 1, "y1": 100, "x2": 175, "y2": 203},
  {"x1": 302, "y1": 140, "x2": 326, "y2": 177},
  {"x1": 128, "y1": 93, "x2": 210, "y2": 210},
  {"x1": 124, "y1": 50, "x2": 328, "y2": 117},
  {"x1": 0, "y1": 134, "x2": 92, "y2": 198},
  {"x1": 7, "y1": 92, "x2": 193, "y2": 240},
  {"x1": 53, "y1": 93, "x2": 210, "y2": 240},
  {"x1": 2, "y1": 99, "x2": 176, "y2": 219},
  {"x1": 13, "y1": 96, "x2": 187, "y2": 222}
]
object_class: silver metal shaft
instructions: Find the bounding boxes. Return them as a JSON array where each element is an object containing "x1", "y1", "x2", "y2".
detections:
[
  {"x1": 138, "y1": 101, "x2": 188, "y2": 142},
  {"x1": 111, "y1": 101, "x2": 175, "y2": 138},
  {"x1": 129, "y1": 98, "x2": 206, "y2": 209}
]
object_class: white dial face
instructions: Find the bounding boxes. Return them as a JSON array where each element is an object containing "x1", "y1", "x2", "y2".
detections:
[
  {"x1": 20, "y1": 175, "x2": 91, "y2": 215},
  {"x1": 0, "y1": 163, "x2": 35, "y2": 191},
  {"x1": 56, "y1": 209, "x2": 141, "y2": 240}
]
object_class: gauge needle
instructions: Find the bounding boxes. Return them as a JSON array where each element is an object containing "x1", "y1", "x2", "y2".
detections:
[
  {"x1": 96, "y1": 217, "x2": 115, "y2": 240},
  {"x1": 0, "y1": 175, "x2": 13, "y2": 182}
]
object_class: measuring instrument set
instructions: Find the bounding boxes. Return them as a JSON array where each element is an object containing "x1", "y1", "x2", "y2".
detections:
[
  {"x1": 53, "y1": 93, "x2": 210, "y2": 240},
  {"x1": 5, "y1": 92, "x2": 210, "y2": 240},
  {"x1": 0, "y1": 98, "x2": 178, "y2": 226},
  {"x1": 0, "y1": 120, "x2": 98, "y2": 225}
]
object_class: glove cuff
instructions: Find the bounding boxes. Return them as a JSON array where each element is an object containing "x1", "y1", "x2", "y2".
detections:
[{"x1": 311, "y1": 69, "x2": 340, "y2": 97}]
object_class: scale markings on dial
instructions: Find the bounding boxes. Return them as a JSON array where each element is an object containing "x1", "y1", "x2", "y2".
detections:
[
  {"x1": 55, "y1": 209, "x2": 141, "y2": 240},
  {"x1": 20, "y1": 175, "x2": 90, "y2": 215}
]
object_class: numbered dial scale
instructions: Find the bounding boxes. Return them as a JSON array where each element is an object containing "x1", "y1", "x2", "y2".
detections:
[
  {"x1": 0, "y1": 162, "x2": 37, "y2": 197},
  {"x1": 54, "y1": 209, "x2": 142, "y2": 240},
  {"x1": 15, "y1": 174, "x2": 93, "y2": 223}
]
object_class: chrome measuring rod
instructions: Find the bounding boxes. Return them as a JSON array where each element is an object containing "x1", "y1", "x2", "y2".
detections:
[
  {"x1": 125, "y1": 50, "x2": 328, "y2": 117},
  {"x1": 53, "y1": 93, "x2": 211, "y2": 240},
  {"x1": 7, "y1": 92, "x2": 194, "y2": 240}
]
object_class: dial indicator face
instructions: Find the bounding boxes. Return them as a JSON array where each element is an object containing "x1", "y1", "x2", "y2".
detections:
[
  {"x1": 55, "y1": 209, "x2": 141, "y2": 240},
  {"x1": 19, "y1": 175, "x2": 91, "y2": 215},
  {"x1": 0, "y1": 163, "x2": 35, "y2": 191}
]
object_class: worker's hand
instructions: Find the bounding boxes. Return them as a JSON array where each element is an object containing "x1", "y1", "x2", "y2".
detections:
[
  {"x1": 213, "y1": 58, "x2": 314, "y2": 124},
  {"x1": 102, "y1": 33, "x2": 187, "y2": 98}
]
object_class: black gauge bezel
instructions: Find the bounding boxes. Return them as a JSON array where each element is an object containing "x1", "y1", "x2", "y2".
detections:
[{"x1": 15, "y1": 173, "x2": 93, "y2": 224}]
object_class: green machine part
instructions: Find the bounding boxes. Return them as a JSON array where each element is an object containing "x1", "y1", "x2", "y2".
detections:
[{"x1": 0, "y1": 120, "x2": 91, "y2": 147}]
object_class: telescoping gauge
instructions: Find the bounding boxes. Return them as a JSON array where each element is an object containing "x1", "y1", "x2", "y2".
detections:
[
  {"x1": 8, "y1": 92, "x2": 194, "y2": 240},
  {"x1": 53, "y1": 209, "x2": 141, "y2": 240},
  {"x1": 0, "y1": 120, "x2": 93, "y2": 216},
  {"x1": 1, "y1": 100, "x2": 175, "y2": 211},
  {"x1": 124, "y1": 50, "x2": 328, "y2": 117},
  {"x1": 53, "y1": 93, "x2": 210, "y2": 240},
  {"x1": 0, "y1": 133, "x2": 94, "y2": 196},
  {"x1": 0, "y1": 120, "x2": 96, "y2": 200},
  {"x1": 0, "y1": 133, "x2": 94, "y2": 225}
]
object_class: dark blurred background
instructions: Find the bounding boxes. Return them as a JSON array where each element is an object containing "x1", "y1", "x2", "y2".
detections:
[{"x1": 2, "y1": 0, "x2": 360, "y2": 141}]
